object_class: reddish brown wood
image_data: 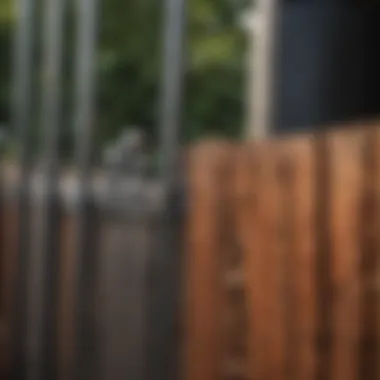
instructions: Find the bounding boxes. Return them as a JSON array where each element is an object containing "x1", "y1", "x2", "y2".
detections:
[
  {"x1": 234, "y1": 144, "x2": 264, "y2": 380},
  {"x1": 235, "y1": 141, "x2": 287, "y2": 380},
  {"x1": 369, "y1": 127, "x2": 380, "y2": 380},
  {"x1": 278, "y1": 137, "x2": 317, "y2": 380},
  {"x1": 327, "y1": 129, "x2": 364, "y2": 380},
  {"x1": 183, "y1": 141, "x2": 233, "y2": 380},
  {"x1": 3, "y1": 124, "x2": 380, "y2": 380}
]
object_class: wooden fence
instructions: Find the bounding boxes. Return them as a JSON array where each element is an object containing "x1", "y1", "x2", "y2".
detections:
[
  {"x1": 0, "y1": 173, "x2": 164, "y2": 380},
  {"x1": 1, "y1": 123, "x2": 380, "y2": 380},
  {"x1": 184, "y1": 124, "x2": 380, "y2": 380}
]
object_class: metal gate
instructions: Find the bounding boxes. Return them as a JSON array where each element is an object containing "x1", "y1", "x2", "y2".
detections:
[{"x1": 4, "y1": 0, "x2": 187, "y2": 379}]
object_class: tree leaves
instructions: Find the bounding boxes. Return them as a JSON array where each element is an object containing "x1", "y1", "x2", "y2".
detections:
[{"x1": 0, "y1": 0, "x2": 248, "y2": 158}]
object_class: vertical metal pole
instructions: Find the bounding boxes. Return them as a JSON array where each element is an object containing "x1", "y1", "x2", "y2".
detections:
[
  {"x1": 246, "y1": 0, "x2": 279, "y2": 140},
  {"x1": 147, "y1": 1, "x2": 187, "y2": 380},
  {"x1": 35, "y1": 0, "x2": 66, "y2": 378},
  {"x1": 9, "y1": 0, "x2": 36, "y2": 377},
  {"x1": 158, "y1": 0, "x2": 187, "y2": 187},
  {"x1": 72, "y1": 0, "x2": 99, "y2": 378}
]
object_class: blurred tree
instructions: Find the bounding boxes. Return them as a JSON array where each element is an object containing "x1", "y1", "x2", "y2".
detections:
[
  {"x1": 0, "y1": 0, "x2": 249, "y2": 158},
  {"x1": 0, "y1": 0, "x2": 13, "y2": 123},
  {"x1": 97, "y1": 0, "x2": 248, "y2": 149}
]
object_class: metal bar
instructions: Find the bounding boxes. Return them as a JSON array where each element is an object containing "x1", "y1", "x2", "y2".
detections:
[
  {"x1": 72, "y1": 0, "x2": 99, "y2": 378},
  {"x1": 73, "y1": 0, "x2": 98, "y2": 177},
  {"x1": 34, "y1": 0, "x2": 66, "y2": 378},
  {"x1": 147, "y1": 1, "x2": 187, "y2": 379},
  {"x1": 8, "y1": 0, "x2": 37, "y2": 377},
  {"x1": 158, "y1": 0, "x2": 187, "y2": 187}
]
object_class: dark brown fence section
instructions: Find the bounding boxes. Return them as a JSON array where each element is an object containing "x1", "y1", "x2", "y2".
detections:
[
  {"x1": 184, "y1": 125, "x2": 380, "y2": 380},
  {"x1": 0, "y1": 170, "x2": 166, "y2": 380}
]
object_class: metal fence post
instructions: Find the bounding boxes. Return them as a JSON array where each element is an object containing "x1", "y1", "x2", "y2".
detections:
[
  {"x1": 9, "y1": 0, "x2": 37, "y2": 378},
  {"x1": 72, "y1": 0, "x2": 100, "y2": 379},
  {"x1": 34, "y1": 0, "x2": 67, "y2": 378},
  {"x1": 158, "y1": 0, "x2": 187, "y2": 187},
  {"x1": 147, "y1": 0, "x2": 187, "y2": 379}
]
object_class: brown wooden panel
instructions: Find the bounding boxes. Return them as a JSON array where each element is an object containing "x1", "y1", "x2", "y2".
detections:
[
  {"x1": 366, "y1": 127, "x2": 380, "y2": 380},
  {"x1": 0, "y1": 200, "x2": 18, "y2": 323},
  {"x1": 57, "y1": 212, "x2": 76, "y2": 380},
  {"x1": 277, "y1": 137, "x2": 317, "y2": 380},
  {"x1": 234, "y1": 146, "x2": 264, "y2": 380},
  {"x1": 235, "y1": 141, "x2": 287, "y2": 380},
  {"x1": 0, "y1": 199, "x2": 18, "y2": 376},
  {"x1": 235, "y1": 144, "x2": 265, "y2": 380},
  {"x1": 327, "y1": 129, "x2": 365, "y2": 380},
  {"x1": 183, "y1": 141, "x2": 233, "y2": 380}
]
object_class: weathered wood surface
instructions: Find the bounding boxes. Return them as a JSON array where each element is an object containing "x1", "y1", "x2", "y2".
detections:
[
  {"x1": 183, "y1": 142, "x2": 234, "y2": 380},
  {"x1": 2, "y1": 124, "x2": 380, "y2": 380},
  {"x1": 184, "y1": 125, "x2": 380, "y2": 380},
  {"x1": 328, "y1": 130, "x2": 364, "y2": 380}
]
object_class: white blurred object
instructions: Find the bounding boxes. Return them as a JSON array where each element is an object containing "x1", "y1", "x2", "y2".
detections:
[{"x1": 244, "y1": 0, "x2": 279, "y2": 140}]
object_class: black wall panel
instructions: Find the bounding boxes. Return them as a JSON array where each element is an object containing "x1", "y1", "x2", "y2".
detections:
[{"x1": 274, "y1": 2, "x2": 380, "y2": 133}]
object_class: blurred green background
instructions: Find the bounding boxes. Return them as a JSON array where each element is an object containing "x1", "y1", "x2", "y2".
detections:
[{"x1": 0, "y1": 0, "x2": 250, "y2": 160}]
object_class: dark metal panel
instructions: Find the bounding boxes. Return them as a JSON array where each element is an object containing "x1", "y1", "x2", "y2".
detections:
[{"x1": 274, "y1": 2, "x2": 380, "y2": 133}]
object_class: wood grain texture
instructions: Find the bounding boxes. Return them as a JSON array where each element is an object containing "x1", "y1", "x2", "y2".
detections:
[
  {"x1": 4, "y1": 124, "x2": 380, "y2": 380},
  {"x1": 234, "y1": 144, "x2": 264, "y2": 380},
  {"x1": 327, "y1": 129, "x2": 364, "y2": 380},
  {"x1": 235, "y1": 141, "x2": 287, "y2": 380},
  {"x1": 183, "y1": 141, "x2": 233, "y2": 380},
  {"x1": 277, "y1": 137, "x2": 317, "y2": 380},
  {"x1": 366, "y1": 127, "x2": 380, "y2": 380}
]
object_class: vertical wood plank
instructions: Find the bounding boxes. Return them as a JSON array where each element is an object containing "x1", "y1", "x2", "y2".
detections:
[
  {"x1": 278, "y1": 137, "x2": 317, "y2": 380},
  {"x1": 0, "y1": 199, "x2": 18, "y2": 326},
  {"x1": 57, "y1": 211, "x2": 76, "y2": 380},
  {"x1": 370, "y1": 127, "x2": 380, "y2": 380},
  {"x1": 183, "y1": 142, "x2": 232, "y2": 380},
  {"x1": 327, "y1": 130, "x2": 364, "y2": 380},
  {"x1": 234, "y1": 144, "x2": 264, "y2": 380},
  {"x1": 235, "y1": 142, "x2": 287, "y2": 380},
  {"x1": 356, "y1": 128, "x2": 376, "y2": 380},
  {"x1": 0, "y1": 198, "x2": 18, "y2": 376}
]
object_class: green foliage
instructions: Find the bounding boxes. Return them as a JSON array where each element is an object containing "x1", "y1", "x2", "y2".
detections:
[
  {"x1": 0, "y1": 0, "x2": 248, "y2": 158},
  {"x1": 0, "y1": 0, "x2": 13, "y2": 123},
  {"x1": 0, "y1": 0, "x2": 14, "y2": 27}
]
